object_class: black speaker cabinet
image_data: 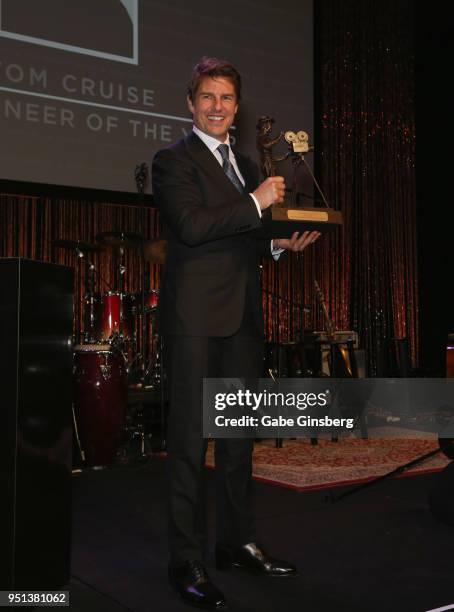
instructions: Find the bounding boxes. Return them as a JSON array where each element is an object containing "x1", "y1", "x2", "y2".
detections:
[{"x1": 0, "y1": 258, "x2": 73, "y2": 589}]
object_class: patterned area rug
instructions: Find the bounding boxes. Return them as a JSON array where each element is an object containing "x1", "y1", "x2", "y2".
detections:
[{"x1": 205, "y1": 429, "x2": 450, "y2": 492}]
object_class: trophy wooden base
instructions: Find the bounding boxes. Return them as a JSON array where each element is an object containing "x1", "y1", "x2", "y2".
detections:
[{"x1": 261, "y1": 206, "x2": 343, "y2": 238}]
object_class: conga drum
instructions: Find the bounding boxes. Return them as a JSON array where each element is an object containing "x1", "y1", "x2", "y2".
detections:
[{"x1": 73, "y1": 344, "x2": 127, "y2": 467}]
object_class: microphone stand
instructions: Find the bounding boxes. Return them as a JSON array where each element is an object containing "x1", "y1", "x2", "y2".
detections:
[{"x1": 134, "y1": 162, "x2": 149, "y2": 386}]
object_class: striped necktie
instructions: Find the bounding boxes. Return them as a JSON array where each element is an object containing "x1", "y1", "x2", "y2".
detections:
[{"x1": 217, "y1": 144, "x2": 244, "y2": 193}]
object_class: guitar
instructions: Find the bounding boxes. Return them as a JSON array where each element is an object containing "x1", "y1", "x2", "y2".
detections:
[{"x1": 314, "y1": 280, "x2": 355, "y2": 377}]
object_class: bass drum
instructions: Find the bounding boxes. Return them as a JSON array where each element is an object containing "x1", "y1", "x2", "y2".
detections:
[{"x1": 73, "y1": 344, "x2": 127, "y2": 467}]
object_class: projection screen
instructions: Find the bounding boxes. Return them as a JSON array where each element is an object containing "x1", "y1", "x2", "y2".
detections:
[{"x1": 0, "y1": 0, "x2": 313, "y2": 194}]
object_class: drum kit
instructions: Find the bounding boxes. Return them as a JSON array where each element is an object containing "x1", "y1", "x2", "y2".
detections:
[{"x1": 54, "y1": 231, "x2": 166, "y2": 468}]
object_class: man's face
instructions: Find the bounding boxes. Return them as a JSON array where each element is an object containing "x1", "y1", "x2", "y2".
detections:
[{"x1": 187, "y1": 76, "x2": 238, "y2": 142}]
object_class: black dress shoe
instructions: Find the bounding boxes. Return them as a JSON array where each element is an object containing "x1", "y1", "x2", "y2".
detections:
[
  {"x1": 215, "y1": 542, "x2": 298, "y2": 578},
  {"x1": 168, "y1": 560, "x2": 227, "y2": 610}
]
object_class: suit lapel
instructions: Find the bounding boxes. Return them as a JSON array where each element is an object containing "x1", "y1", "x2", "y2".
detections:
[
  {"x1": 185, "y1": 132, "x2": 255, "y2": 195},
  {"x1": 185, "y1": 132, "x2": 236, "y2": 193}
]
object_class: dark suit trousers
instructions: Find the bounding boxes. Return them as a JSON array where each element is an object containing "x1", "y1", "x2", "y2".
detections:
[{"x1": 165, "y1": 306, "x2": 263, "y2": 565}]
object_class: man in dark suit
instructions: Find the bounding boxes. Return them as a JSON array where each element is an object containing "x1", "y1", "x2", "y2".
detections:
[{"x1": 152, "y1": 57, "x2": 319, "y2": 610}]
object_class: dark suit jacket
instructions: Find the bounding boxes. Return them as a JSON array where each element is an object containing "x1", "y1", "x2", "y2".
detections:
[{"x1": 152, "y1": 131, "x2": 270, "y2": 337}]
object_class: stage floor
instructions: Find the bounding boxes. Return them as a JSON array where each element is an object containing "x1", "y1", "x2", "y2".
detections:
[{"x1": 67, "y1": 458, "x2": 454, "y2": 612}]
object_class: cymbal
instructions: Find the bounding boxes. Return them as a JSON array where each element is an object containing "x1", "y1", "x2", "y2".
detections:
[
  {"x1": 95, "y1": 231, "x2": 144, "y2": 249},
  {"x1": 143, "y1": 239, "x2": 167, "y2": 264},
  {"x1": 52, "y1": 239, "x2": 105, "y2": 253}
]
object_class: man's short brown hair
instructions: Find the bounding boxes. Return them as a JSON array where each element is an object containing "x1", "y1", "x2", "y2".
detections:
[{"x1": 187, "y1": 56, "x2": 242, "y2": 102}]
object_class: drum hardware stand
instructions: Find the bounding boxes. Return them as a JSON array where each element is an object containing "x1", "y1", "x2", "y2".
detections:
[
  {"x1": 71, "y1": 402, "x2": 86, "y2": 464},
  {"x1": 133, "y1": 164, "x2": 164, "y2": 393},
  {"x1": 141, "y1": 332, "x2": 162, "y2": 389},
  {"x1": 109, "y1": 163, "x2": 166, "y2": 454},
  {"x1": 159, "y1": 335, "x2": 166, "y2": 450},
  {"x1": 83, "y1": 254, "x2": 99, "y2": 344},
  {"x1": 117, "y1": 246, "x2": 127, "y2": 293},
  {"x1": 134, "y1": 161, "x2": 154, "y2": 388},
  {"x1": 52, "y1": 239, "x2": 111, "y2": 344},
  {"x1": 109, "y1": 163, "x2": 158, "y2": 461},
  {"x1": 119, "y1": 245, "x2": 131, "y2": 356},
  {"x1": 120, "y1": 400, "x2": 154, "y2": 463}
]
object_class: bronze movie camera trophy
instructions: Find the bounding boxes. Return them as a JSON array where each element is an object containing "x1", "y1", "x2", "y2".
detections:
[{"x1": 255, "y1": 116, "x2": 343, "y2": 237}]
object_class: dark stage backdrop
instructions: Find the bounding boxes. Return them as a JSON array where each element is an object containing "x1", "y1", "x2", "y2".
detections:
[{"x1": 0, "y1": 0, "x2": 418, "y2": 374}]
